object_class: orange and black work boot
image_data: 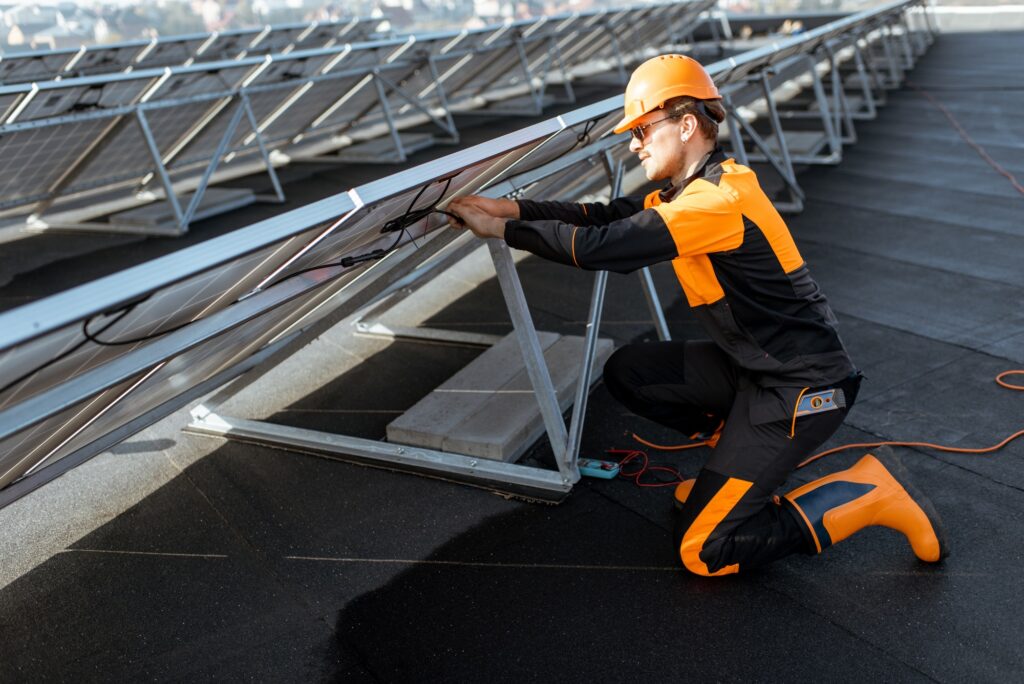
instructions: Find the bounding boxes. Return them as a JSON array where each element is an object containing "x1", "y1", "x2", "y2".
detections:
[
  {"x1": 674, "y1": 478, "x2": 696, "y2": 510},
  {"x1": 783, "y1": 446, "x2": 948, "y2": 562}
]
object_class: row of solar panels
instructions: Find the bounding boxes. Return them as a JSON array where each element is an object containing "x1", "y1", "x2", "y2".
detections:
[
  {"x1": 0, "y1": 17, "x2": 386, "y2": 85},
  {"x1": 0, "y1": 0, "x2": 934, "y2": 504},
  {"x1": 0, "y1": 0, "x2": 717, "y2": 235}
]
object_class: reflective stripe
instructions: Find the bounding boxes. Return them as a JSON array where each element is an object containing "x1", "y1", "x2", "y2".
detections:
[
  {"x1": 790, "y1": 387, "x2": 809, "y2": 438},
  {"x1": 785, "y1": 495, "x2": 823, "y2": 553},
  {"x1": 679, "y1": 477, "x2": 753, "y2": 576},
  {"x1": 570, "y1": 226, "x2": 580, "y2": 267}
]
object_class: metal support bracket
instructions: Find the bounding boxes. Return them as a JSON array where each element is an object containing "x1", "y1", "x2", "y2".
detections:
[
  {"x1": 376, "y1": 70, "x2": 459, "y2": 143},
  {"x1": 721, "y1": 88, "x2": 805, "y2": 213}
]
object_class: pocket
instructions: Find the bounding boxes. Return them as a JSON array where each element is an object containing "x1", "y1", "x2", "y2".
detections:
[{"x1": 748, "y1": 386, "x2": 806, "y2": 426}]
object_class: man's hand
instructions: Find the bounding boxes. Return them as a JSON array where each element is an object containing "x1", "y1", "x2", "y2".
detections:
[
  {"x1": 448, "y1": 195, "x2": 520, "y2": 220},
  {"x1": 447, "y1": 196, "x2": 513, "y2": 239}
]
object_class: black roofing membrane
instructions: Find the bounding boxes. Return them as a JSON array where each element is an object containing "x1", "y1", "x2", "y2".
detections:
[{"x1": 2, "y1": 31, "x2": 1023, "y2": 680}]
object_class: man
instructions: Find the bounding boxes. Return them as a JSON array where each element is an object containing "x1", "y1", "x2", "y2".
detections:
[{"x1": 448, "y1": 54, "x2": 947, "y2": 575}]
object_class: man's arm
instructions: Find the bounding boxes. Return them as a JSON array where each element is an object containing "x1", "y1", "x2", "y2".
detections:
[
  {"x1": 446, "y1": 196, "x2": 679, "y2": 274},
  {"x1": 516, "y1": 196, "x2": 646, "y2": 226},
  {"x1": 503, "y1": 209, "x2": 677, "y2": 273}
]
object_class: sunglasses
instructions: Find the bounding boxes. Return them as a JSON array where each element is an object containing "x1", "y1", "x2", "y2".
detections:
[{"x1": 628, "y1": 114, "x2": 678, "y2": 143}]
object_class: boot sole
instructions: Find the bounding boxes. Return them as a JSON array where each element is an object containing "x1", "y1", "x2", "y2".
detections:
[{"x1": 869, "y1": 445, "x2": 950, "y2": 561}]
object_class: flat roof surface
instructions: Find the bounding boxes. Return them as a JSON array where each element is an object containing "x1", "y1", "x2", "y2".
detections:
[{"x1": 2, "y1": 30, "x2": 1023, "y2": 680}]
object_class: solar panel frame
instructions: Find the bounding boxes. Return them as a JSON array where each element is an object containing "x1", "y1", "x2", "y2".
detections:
[
  {"x1": 134, "y1": 34, "x2": 210, "y2": 70},
  {"x1": 164, "y1": 50, "x2": 342, "y2": 167},
  {"x1": 0, "y1": 0, "x2": 930, "y2": 506},
  {"x1": 0, "y1": 117, "x2": 567, "y2": 496},
  {"x1": 194, "y1": 28, "x2": 264, "y2": 62},
  {"x1": 0, "y1": 47, "x2": 80, "y2": 85},
  {"x1": 64, "y1": 41, "x2": 151, "y2": 79}
]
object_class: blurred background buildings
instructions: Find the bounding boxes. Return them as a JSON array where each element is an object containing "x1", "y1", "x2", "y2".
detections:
[{"x1": 0, "y1": 0, "x2": 1013, "y2": 52}]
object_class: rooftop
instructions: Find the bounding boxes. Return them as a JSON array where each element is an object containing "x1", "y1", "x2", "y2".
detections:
[{"x1": 1, "y1": 27, "x2": 1023, "y2": 680}]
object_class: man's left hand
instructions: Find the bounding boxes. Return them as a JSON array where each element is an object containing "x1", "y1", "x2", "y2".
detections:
[{"x1": 447, "y1": 197, "x2": 506, "y2": 240}]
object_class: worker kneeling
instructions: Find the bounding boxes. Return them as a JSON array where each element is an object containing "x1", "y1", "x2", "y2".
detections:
[{"x1": 448, "y1": 54, "x2": 947, "y2": 575}]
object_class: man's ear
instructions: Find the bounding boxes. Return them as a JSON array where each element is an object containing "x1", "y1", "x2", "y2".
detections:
[{"x1": 679, "y1": 113, "x2": 699, "y2": 143}]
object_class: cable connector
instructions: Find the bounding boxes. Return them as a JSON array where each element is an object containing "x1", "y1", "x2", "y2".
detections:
[{"x1": 340, "y1": 249, "x2": 387, "y2": 267}]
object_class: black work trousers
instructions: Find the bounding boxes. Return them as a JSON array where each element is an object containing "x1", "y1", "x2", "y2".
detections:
[{"x1": 603, "y1": 340, "x2": 860, "y2": 576}]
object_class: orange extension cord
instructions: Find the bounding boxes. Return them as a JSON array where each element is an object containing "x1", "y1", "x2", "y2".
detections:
[{"x1": 619, "y1": 371, "x2": 1024, "y2": 484}]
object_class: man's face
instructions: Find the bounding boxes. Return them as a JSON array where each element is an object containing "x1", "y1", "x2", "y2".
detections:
[{"x1": 628, "y1": 109, "x2": 686, "y2": 182}]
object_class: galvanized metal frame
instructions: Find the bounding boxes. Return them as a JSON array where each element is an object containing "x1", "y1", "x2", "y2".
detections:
[
  {"x1": 0, "y1": 0, "x2": 934, "y2": 507},
  {"x1": 0, "y1": 17, "x2": 384, "y2": 85},
  {"x1": 0, "y1": 3, "x2": 711, "y2": 233}
]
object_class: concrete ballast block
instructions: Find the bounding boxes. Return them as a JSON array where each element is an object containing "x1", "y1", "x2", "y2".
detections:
[{"x1": 386, "y1": 332, "x2": 614, "y2": 462}]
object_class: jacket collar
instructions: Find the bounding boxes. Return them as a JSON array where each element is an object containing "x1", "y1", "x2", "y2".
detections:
[{"x1": 659, "y1": 145, "x2": 727, "y2": 202}]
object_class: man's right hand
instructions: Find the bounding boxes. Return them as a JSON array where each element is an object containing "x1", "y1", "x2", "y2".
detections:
[{"x1": 446, "y1": 195, "x2": 520, "y2": 220}]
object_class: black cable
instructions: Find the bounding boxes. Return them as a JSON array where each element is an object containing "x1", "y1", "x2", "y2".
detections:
[
  {"x1": 490, "y1": 117, "x2": 604, "y2": 190},
  {"x1": 0, "y1": 299, "x2": 146, "y2": 397},
  {"x1": 2, "y1": 176, "x2": 467, "y2": 380},
  {"x1": 82, "y1": 308, "x2": 199, "y2": 347},
  {"x1": 262, "y1": 175, "x2": 463, "y2": 291}
]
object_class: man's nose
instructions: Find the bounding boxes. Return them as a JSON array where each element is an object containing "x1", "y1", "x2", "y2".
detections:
[{"x1": 628, "y1": 135, "x2": 643, "y2": 153}]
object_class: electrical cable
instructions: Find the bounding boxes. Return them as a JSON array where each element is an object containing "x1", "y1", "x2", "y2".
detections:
[
  {"x1": 0, "y1": 299, "x2": 146, "y2": 397},
  {"x1": 907, "y1": 81, "x2": 1024, "y2": 197},
  {"x1": 492, "y1": 118, "x2": 604, "y2": 189},
  {"x1": 614, "y1": 370, "x2": 1024, "y2": 487},
  {"x1": 609, "y1": 448, "x2": 687, "y2": 488},
  {"x1": 602, "y1": 86, "x2": 1024, "y2": 490},
  {"x1": 0, "y1": 177, "x2": 464, "y2": 390},
  {"x1": 797, "y1": 369, "x2": 1024, "y2": 468}
]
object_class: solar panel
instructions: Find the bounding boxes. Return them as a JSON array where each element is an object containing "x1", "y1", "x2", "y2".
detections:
[
  {"x1": 194, "y1": 28, "x2": 264, "y2": 62},
  {"x1": 485, "y1": 98, "x2": 623, "y2": 190},
  {"x1": 1, "y1": 72, "x2": 154, "y2": 123},
  {"x1": 0, "y1": 116, "x2": 566, "y2": 501},
  {"x1": 0, "y1": 47, "x2": 79, "y2": 85},
  {"x1": 0, "y1": 190, "x2": 356, "y2": 489},
  {"x1": 134, "y1": 34, "x2": 210, "y2": 71},
  {"x1": 65, "y1": 41, "x2": 150, "y2": 79},
  {"x1": 165, "y1": 50, "x2": 341, "y2": 169},
  {"x1": 0, "y1": 0, "x2": 933, "y2": 506}
]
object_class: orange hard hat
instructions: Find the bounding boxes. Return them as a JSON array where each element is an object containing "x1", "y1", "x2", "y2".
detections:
[{"x1": 612, "y1": 54, "x2": 721, "y2": 134}]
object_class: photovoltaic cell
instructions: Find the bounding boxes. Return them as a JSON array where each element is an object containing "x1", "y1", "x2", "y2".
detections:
[
  {"x1": 134, "y1": 36, "x2": 209, "y2": 70},
  {"x1": 196, "y1": 28, "x2": 264, "y2": 62},
  {"x1": 67, "y1": 42, "x2": 150, "y2": 79},
  {"x1": 257, "y1": 69, "x2": 380, "y2": 147},
  {"x1": 64, "y1": 100, "x2": 222, "y2": 195},
  {"x1": 0, "y1": 223, "x2": 327, "y2": 414},
  {"x1": 0, "y1": 49, "x2": 78, "y2": 85},
  {"x1": 485, "y1": 99, "x2": 623, "y2": 192},
  {"x1": 0, "y1": 0, "x2": 927, "y2": 505},
  {"x1": 0, "y1": 116, "x2": 119, "y2": 208},
  {"x1": 246, "y1": 25, "x2": 309, "y2": 57},
  {"x1": 167, "y1": 51, "x2": 339, "y2": 164},
  {"x1": 8, "y1": 75, "x2": 155, "y2": 123}
]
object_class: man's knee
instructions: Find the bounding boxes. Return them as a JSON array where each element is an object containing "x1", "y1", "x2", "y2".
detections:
[
  {"x1": 603, "y1": 344, "x2": 643, "y2": 403},
  {"x1": 673, "y1": 518, "x2": 738, "y2": 577}
]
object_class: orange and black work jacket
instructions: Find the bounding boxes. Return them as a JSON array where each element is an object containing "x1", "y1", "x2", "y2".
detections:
[{"x1": 504, "y1": 148, "x2": 856, "y2": 388}]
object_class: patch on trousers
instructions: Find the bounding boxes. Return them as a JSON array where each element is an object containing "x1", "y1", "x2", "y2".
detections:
[{"x1": 794, "y1": 389, "x2": 845, "y2": 417}]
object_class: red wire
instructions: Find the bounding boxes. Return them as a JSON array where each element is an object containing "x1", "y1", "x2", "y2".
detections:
[
  {"x1": 907, "y1": 82, "x2": 1024, "y2": 196},
  {"x1": 613, "y1": 371, "x2": 1024, "y2": 487},
  {"x1": 607, "y1": 449, "x2": 686, "y2": 487}
]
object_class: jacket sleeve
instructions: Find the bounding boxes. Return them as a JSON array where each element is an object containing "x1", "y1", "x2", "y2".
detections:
[
  {"x1": 503, "y1": 208, "x2": 678, "y2": 274},
  {"x1": 516, "y1": 195, "x2": 646, "y2": 227}
]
